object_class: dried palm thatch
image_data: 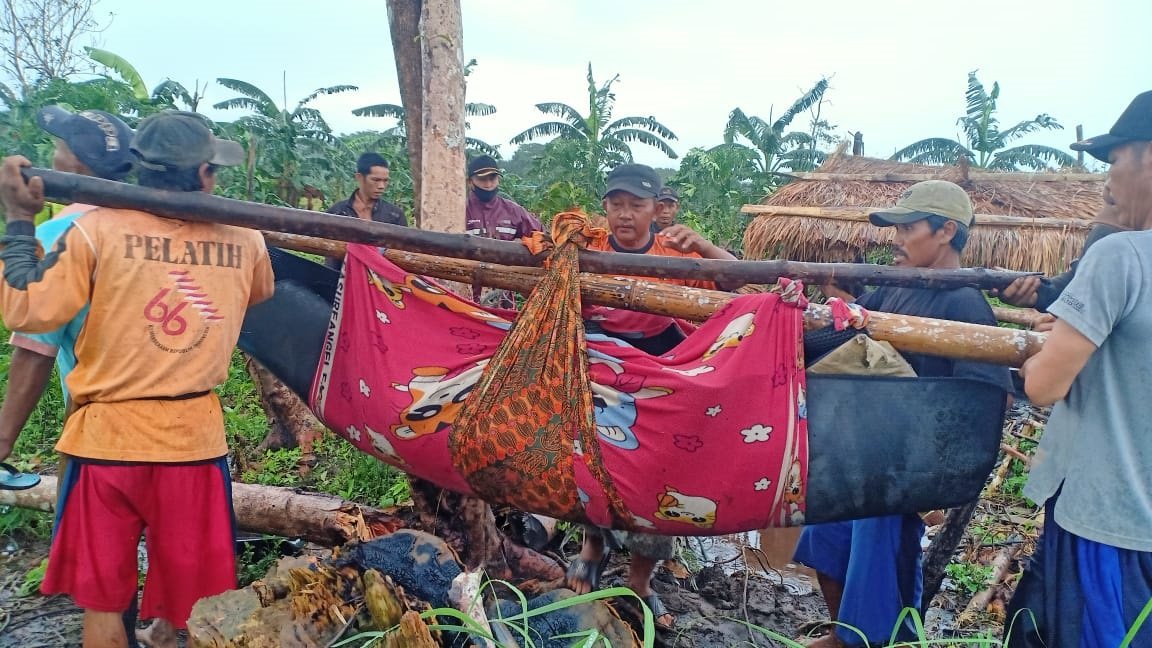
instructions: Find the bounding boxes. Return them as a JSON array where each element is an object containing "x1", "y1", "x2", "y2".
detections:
[{"x1": 743, "y1": 152, "x2": 1105, "y2": 275}]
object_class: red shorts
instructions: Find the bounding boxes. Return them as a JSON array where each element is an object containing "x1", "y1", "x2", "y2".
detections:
[{"x1": 42, "y1": 458, "x2": 237, "y2": 628}]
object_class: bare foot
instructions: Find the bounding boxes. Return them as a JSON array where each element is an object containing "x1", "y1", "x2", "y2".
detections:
[{"x1": 136, "y1": 618, "x2": 177, "y2": 648}]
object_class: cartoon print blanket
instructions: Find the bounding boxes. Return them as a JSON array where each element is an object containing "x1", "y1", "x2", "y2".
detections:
[{"x1": 311, "y1": 244, "x2": 810, "y2": 534}]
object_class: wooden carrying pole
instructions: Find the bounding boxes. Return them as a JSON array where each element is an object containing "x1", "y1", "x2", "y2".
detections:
[
  {"x1": 27, "y1": 168, "x2": 1039, "y2": 291},
  {"x1": 264, "y1": 232, "x2": 1044, "y2": 367}
]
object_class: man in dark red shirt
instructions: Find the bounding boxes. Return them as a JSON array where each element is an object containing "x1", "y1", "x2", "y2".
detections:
[{"x1": 465, "y1": 155, "x2": 542, "y2": 306}]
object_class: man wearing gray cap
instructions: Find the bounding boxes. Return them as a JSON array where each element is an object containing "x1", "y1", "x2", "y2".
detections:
[
  {"x1": 0, "y1": 110, "x2": 274, "y2": 647},
  {"x1": 794, "y1": 180, "x2": 1011, "y2": 647},
  {"x1": 1006, "y1": 90, "x2": 1152, "y2": 648}
]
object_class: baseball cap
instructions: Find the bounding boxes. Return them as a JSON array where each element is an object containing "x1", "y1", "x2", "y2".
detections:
[
  {"x1": 869, "y1": 180, "x2": 974, "y2": 227},
  {"x1": 36, "y1": 106, "x2": 135, "y2": 181},
  {"x1": 467, "y1": 154, "x2": 502, "y2": 177},
  {"x1": 656, "y1": 186, "x2": 680, "y2": 203},
  {"x1": 602, "y1": 164, "x2": 661, "y2": 199},
  {"x1": 1071, "y1": 90, "x2": 1152, "y2": 163},
  {"x1": 130, "y1": 111, "x2": 245, "y2": 171}
]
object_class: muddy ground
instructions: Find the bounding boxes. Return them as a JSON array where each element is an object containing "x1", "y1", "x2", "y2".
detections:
[
  {"x1": 0, "y1": 405, "x2": 1042, "y2": 647},
  {"x1": 0, "y1": 530, "x2": 1013, "y2": 648}
]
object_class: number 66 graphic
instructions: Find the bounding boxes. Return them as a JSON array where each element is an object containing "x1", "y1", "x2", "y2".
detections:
[{"x1": 144, "y1": 288, "x2": 188, "y2": 336}]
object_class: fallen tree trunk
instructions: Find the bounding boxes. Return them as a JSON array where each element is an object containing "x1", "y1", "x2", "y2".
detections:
[
  {"x1": 267, "y1": 233, "x2": 1045, "y2": 367},
  {"x1": 29, "y1": 168, "x2": 1038, "y2": 290},
  {"x1": 4, "y1": 476, "x2": 406, "y2": 546}
]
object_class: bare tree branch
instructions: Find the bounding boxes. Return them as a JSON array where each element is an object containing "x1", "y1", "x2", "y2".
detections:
[{"x1": 0, "y1": 0, "x2": 108, "y2": 94}]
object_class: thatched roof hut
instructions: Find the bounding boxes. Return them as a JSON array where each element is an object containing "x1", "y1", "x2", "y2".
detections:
[{"x1": 742, "y1": 153, "x2": 1105, "y2": 276}]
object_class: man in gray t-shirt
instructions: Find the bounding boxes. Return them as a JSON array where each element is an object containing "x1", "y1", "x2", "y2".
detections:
[{"x1": 1006, "y1": 90, "x2": 1152, "y2": 648}]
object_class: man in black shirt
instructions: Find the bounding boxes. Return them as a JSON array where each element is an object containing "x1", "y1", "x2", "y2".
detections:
[
  {"x1": 328, "y1": 152, "x2": 407, "y2": 225},
  {"x1": 325, "y1": 152, "x2": 407, "y2": 270},
  {"x1": 794, "y1": 181, "x2": 1012, "y2": 647}
]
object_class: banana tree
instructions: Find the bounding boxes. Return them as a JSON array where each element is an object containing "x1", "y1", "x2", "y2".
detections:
[
  {"x1": 891, "y1": 71, "x2": 1076, "y2": 170},
  {"x1": 352, "y1": 100, "x2": 501, "y2": 158},
  {"x1": 509, "y1": 63, "x2": 677, "y2": 193},
  {"x1": 719, "y1": 78, "x2": 830, "y2": 193},
  {"x1": 214, "y1": 78, "x2": 357, "y2": 205},
  {"x1": 670, "y1": 145, "x2": 763, "y2": 253},
  {"x1": 84, "y1": 47, "x2": 204, "y2": 116}
]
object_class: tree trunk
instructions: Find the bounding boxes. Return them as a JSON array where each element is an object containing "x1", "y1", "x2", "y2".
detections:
[
  {"x1": 921, "y1": 498, "x2": 981, "y2": 609},
  {"x1": 6, "y1": 476, "x2": 407, "y2": 546},
  {"x1": 387, "y1": 0, "x2": 424, "y2": 223},
  {"x1": 244, "y1": 353, "x2": 324, "y2": 472},
  {"x1": 414, "y1": 0, "x2": 466, "y2": 233},
  {"x1": 383, "y1": 0, "x2": 558, "y2": 581}
]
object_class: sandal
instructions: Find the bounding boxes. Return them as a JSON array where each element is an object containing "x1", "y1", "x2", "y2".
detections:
[
  {"x1": 565, "y1": 550, "x2": 611, "y2": 594},
  {"x1": 640, "y1": 593, "x2": 675, "y2": 630},
  {"x1": 0, "y1": 462, "x2": 40, "y2": 491}
]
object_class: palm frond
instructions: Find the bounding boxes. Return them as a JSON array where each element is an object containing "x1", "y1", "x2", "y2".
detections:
[
  {"x1": 150, "y1": 79, "x2": 194, "y2": 107},
  {"x1": 510, "y1": 121, "x2": 584, "y2": 145},
  {"x1": 779, "y1": 131, "x2": 815, "y2": 148},
  {"x1": 771, "y1": 78, "x2": 830, "y2": 132},
  {"x1": 604, "y1": 115, "x2": 677, "y2": 140},
  {"x1": 998, "y1": 114, "x2": 1064, "y2": 145},
  {"x1": 215, "y1": 78, "x2": 278, "y2": 116},
  {"x1": 465, "y1": 102, "x2": 496, "y2": 117},
  {"x1": 296, "y1": 85, "x2": 358, "y2": 110},
  {"x1": 465, "y1": 137, "x2": 501, "y2": 157},
  {"x1": 890, "y1": 138, "x2": 971, "y2": 165},
  {"x1": 213, "y1": 97, "x2": 268, "y2": 113},
  {"x1": 84, "y1": 47, "x2": 148, "y2": 100},
  {"x1": 723, "y1": 108, "x2": 753, "y2": 145},
  {"x1": 353, "y1": 103, "x2": 405, "y2": 119},
  {"x1": 534, "y1": 102, "x2": 586, "y2": 128},
  {"x1": 989, "y1": 145, "x2": 1077, "y2": 171},
  {"x1": 606, "y1": 128, "x2": 678, "y2": 159}
]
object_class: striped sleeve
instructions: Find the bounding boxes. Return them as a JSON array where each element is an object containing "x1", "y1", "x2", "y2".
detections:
[{"x1": 0, "y1": 219, "x2": 96, "y2": 333}]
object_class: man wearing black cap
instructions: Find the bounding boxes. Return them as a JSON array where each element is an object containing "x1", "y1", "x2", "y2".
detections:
[
  {"x1": 0, "y1": 110, "x2": 274, "y2": 648},
  {"x1": 465, "y1": 154, "x2": 541, "y2": 307},
  {"x1": 565, "y1": 164, "x2": 738, "y2": 630},
  {"x1": 0, "y1": 106, "x2": 136, "y2": 465},
  {"x1": 652, "y1": 186, "x2": 680, "y2": 232},
  {"x1": 1006, "y1": 90, "x2": 1152, "y2": 647}
]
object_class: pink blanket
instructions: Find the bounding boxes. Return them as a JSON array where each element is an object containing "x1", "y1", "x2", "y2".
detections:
[{"x1": 312, "y1": 244, "x2": 810, "y2": 534}]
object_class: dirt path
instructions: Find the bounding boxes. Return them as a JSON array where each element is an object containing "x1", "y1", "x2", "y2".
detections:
[{"x1": 0, "y1": 538, "x2": 82, "y2": 648}]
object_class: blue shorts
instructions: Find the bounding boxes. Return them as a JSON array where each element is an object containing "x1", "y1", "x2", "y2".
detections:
[
  {"x1": 1006, "y1": 498, "x2": 1152, "y2": 648},
  {"x1": 794, "y1": 514, "x2": 924, "y2": 646}
]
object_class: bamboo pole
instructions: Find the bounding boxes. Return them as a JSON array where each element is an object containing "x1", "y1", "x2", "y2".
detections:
[
  {"x1": 25, "y1": 166, "x2": 1043, "y2": 290},
  {"x1": 265, "y1": 232, "x2": 1043, "y2": 367},
  {"x1": 992, "y1": 307, "x2": 1046, "y2": 328},
  {"x1": 740, "y1": 204, "x2": 1093, "y2": 230},
  {"x1": 790, "y1": 171, "x2": 1103, "y2": 183}
]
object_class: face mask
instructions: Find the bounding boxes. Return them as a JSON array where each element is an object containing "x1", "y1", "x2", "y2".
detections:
[{"x1": 474, "y1": 186, "x2": 499, "y2": 203}]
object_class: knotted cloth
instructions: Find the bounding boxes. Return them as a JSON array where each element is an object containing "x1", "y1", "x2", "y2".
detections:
[
  {"x1": 448, "y1": 212, "x2": 631, "y2": 525},
  {"x1": 312, "y1": 212, "x2": 812, "y2": 533}
]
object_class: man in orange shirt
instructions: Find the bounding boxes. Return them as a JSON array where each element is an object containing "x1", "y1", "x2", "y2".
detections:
[
  {"x1": 0, "y1": 111, "x2": 274, "y2": 648},
  {"x1": 567, "y1": 164, "x2": 738, "y2": 629}
]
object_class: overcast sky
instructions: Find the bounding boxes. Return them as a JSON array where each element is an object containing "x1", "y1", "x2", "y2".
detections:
[{"x1": 90, "y1": 0, "x2": 1150, "y2": 169}]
